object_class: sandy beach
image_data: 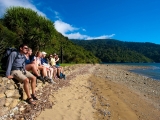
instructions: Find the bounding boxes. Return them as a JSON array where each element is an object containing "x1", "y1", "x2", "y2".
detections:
[{"x1": 36, "y1": 64, "x2": 160, "y2": 120}]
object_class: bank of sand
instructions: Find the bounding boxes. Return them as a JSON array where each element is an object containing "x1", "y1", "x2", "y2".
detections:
[{"x1": 37, "y1": 64, "x2": 160, "y2": 120}]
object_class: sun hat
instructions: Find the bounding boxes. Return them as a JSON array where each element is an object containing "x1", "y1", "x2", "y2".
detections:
[{"x1": 42, "y1": 51, "x2": 47, "y2": 55}]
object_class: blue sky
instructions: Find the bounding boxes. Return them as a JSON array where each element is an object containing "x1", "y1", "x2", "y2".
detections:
[{"x1": 0, "y1": 0, "x2": 160, "y2": 44}]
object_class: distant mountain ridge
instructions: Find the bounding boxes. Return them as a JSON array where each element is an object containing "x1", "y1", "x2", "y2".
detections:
[{"x1": 71, "y1": 39, "x2": 160, "y2": 63}]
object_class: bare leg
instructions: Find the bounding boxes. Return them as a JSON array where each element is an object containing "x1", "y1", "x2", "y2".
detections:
[
  {"x1": 23, "y1": 77, "x2": 36, "y2": 104},
  {"x1": 38, "y1": 66, "x2": 47, "y2": 77},
  {"x1": 23, "y1": 78, "x2": 31, "y2": 99},
  {"x1": 53, "y1": 68, "x2": 57, "y2": 79},
  {"x1": 25, "y1": 64, "x2": 40, "y2": 76},
  {"x1": 47, "y1": 70, "x2": 50, "y2": 78},
  {"x1": 59, "y1": 67, "x2": 63, "y2": 73},
  {"x1": 49, "y1": 68, "x2": 53, "y2": 79},
  {"x1": 57, "y1": 68, "x2": 61, "y2": 77},
  {"x1": 30, "y1": 76, "x2": 36, "y2": 95}
]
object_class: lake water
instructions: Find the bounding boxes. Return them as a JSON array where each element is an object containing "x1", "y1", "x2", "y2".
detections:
[{"x1": 107, "y1": 63, "x2": 160, "y2": 81}]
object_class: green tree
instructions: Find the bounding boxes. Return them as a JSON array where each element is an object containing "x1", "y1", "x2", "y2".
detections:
[
  {"x1": 2, "y1": 7, "x2": 56, "y2": 51},
  {"x1": 0, "y1": 23, "x2": 17, "y2": 54}
]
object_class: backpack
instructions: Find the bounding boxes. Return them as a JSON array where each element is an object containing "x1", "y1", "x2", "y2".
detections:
[{"x1": 1, "y1": 48, "x2": 17, "y2": 71}]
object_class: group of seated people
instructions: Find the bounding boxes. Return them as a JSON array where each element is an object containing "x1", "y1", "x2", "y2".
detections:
[
  {"x1": 25, "y1": 48, "x2": 65, "y2": 84},
  {"x1": 5, "y1": 44, "x2": 65, "y2": 105}
]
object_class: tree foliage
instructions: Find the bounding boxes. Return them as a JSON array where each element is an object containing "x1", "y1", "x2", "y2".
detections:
[
  {"x1": 0, "y1": 23, "x2": 17, "y2": 54},
  {"x1": 2, "y1": 7, "x2": 56, "y2": 51},
  {"x1": 71, "y1": 39, "x2": 160, "y2": 63}
]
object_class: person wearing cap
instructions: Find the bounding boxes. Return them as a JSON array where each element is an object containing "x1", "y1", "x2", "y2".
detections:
[
  {"x1": 41, "y1": 52, "x2": 56, "y2": 84},
  {"x1": 41, "y1": 52, "x2": 48, "y2": 63}
]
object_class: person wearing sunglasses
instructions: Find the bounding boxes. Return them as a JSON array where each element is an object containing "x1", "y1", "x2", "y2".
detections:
[{"x1": 5, "y1": 44, "x2": 37, "y2": 105}]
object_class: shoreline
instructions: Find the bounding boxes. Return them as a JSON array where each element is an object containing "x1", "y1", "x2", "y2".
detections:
[{"x1": 35, "y1": 64, "x2": 160, "y2": 120}]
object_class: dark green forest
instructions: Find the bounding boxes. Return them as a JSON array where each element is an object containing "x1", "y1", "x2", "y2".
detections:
[
  {"x1": 71, "y1": 39, "x2": 160, "y2": 63},
  {"x1": 0, "y1": 7, "x2": 100, "y2": 64}
]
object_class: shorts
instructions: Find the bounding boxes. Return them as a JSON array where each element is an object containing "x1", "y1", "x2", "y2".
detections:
[
  {"x1": 11, "y1": 70, "x2": 34, "y2": 83},
  {"x1": 55, "y1": 65, "x2": 60, "y2": 68}
]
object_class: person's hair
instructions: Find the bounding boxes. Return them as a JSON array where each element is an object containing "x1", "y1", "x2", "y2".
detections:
[
  {"x1": 28, "y1": 48, "x2": 32, "y2": 51},
  {"x1": 35, "y1": 51, "x2": 41, "y2": 57},
  {"x1": 19, "y1": 44, "x2": 28, "y2": 50}
]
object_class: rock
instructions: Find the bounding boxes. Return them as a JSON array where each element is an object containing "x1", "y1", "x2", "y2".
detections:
[
  {"x1": 12, "y1": 92, "x2": 21, "y2": 99},
  {"x1": 36, "y1": 83, "x2": 43, "y2": 89},
  {"x1": 0, "y1": 78, "x2": 3, "y2": 83},
  {"x1": 0, "y1": 106, "x2": 9, "y2": 116},
  {"x1": 7, "y1": 80, "x2": 11, "y2": 84},
  {"x1": 0, "y1": 93, "x2": 5, "y2": 98},
  {"x1": 10, "y1": 80, "x2": 15, "y2": 84},
  {"x1": 6, "y1": 84, "x2": 15, "y2": 90},
  {"x1": 22, "y1": 91, "x2": 27, "y2": 100},
  {"x1": 2, "y1": 77, "x2": 8, "y2": 81},
  {"x1": 2, "y1": 79, "x2": 9, "y2": 86},
  {"x1": 0, "y1": 86, "x2": 6, "y2": 93},
  {"x1": 0, "y1": 97, "x2": 6, "y2": 107},
  {"x1": 5, "y1": 90, "x2": 16, "y2": 98},
  {"x1": 4, "y1": 98, "x2": 13, "y2": 107},
  {"x1": 9, "y1": 99, "x2": 19, "y2": 109}
]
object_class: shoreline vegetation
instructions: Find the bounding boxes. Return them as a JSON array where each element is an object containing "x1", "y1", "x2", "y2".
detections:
[{"x1": 36, "y1": 64, "x2": 160, "y2": 120}]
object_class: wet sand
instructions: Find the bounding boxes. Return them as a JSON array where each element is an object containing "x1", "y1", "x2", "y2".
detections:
[{"x1": 36, "y1": 64, "x2": 160, "y2": 120}]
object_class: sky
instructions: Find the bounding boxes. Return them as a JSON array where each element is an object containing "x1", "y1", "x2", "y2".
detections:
[{"x1": 0, "y1": 0, "x2": 160, "y2": 44}]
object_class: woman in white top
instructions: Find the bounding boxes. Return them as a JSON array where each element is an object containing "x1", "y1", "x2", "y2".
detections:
[{"x1": 35, "y1": 51, "x2": 51, "y2": 82}]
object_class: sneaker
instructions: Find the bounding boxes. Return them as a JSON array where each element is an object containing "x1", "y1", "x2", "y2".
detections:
[
  {"x1": 37, "y1": 76, "x2": 45, "y2": 84},
  {"x1": 50, "y1": 79, "x2": 56, "y2": 84},
  {"x1": 37, "y1": 76, "x2": 44, "y2": 81},
  {"x1": 44, "y1": 76, "x2": 51, "y2": 82},
  {"x1": 63, "y1": 74, "x2": 66, "y2": 80}
]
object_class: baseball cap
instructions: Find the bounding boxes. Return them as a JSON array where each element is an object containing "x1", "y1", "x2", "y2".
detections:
[{"x1": 42, "y1": 51, "x2": 47, "y2": 55}]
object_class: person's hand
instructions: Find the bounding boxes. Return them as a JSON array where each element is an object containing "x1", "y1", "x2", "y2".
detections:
[{"x1": 7, "y1": 75, "x2": 13, "y2": 79}]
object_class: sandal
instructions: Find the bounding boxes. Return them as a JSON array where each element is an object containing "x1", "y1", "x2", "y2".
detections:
[
  {"x1": 26, "y1": 98, "x2": 36, "y2": 105},
  {"x1": 31, "y1": 94, "x2": 38, "y2": 100}
]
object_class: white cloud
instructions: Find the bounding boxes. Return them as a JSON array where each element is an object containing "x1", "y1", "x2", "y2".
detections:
[
  {"x1": 54, "y1": 20, "x2": 115, "y2": 40},
  {"x1": 65, "y1": 32, "x2": 88, "y2": 39},
  {"x1": 0, "y1": 0, "x2": 46, "y2": 17},
  {"x1": 54, "y1": 20, "x2": 78, "y2": 34},
  {"x1": 86, "y1": 34, "x2": 115, "y2": 40}
]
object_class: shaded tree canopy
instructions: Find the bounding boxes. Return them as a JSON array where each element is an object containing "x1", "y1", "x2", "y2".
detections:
[{"x1": 0, "y1": 23, "x2": 17, "y2": 53}]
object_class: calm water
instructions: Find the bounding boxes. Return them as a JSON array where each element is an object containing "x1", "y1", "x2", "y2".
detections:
[{"x1": 110, "y1": 63, "x2": 160, "y2": 81}]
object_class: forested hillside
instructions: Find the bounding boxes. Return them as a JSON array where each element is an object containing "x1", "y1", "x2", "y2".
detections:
[
  {"x1": 0, "y1": 7, "x2": 100, "y2": 64},
  {"x1": 71, "y1": 39, "x2": 160, "y2": 63}
]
